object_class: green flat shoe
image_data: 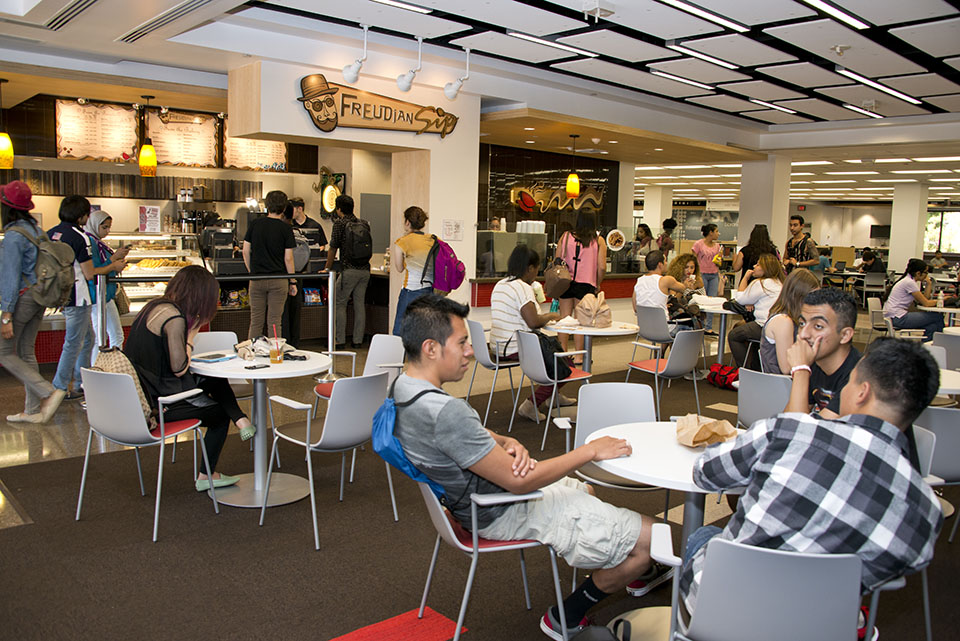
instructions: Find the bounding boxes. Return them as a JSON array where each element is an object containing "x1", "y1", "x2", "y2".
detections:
[
  {"x1": 238, "y1": 424, "x2": 256, "y2": 441},
  {"x1": 195, "y1": 474, "x2": 240, "y2": 492}
]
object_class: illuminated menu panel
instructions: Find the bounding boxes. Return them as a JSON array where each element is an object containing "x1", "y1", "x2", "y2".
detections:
[
  {"x1": 147, "y1": 110, "x2": 217, "y2": 168},
  {"x1": 56, "y1": 100, "x2": 139, "y2": 162},
  {"x1": 224, "y1": 119, "x2": 287, "y2": 172}
]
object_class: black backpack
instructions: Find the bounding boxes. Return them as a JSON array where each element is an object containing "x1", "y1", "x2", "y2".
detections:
[{"x1": 341, "y1": 218, "x2": 372, "y2": 265}]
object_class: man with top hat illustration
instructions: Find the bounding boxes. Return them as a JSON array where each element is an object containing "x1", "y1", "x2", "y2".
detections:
[{"x1": 299, "y1": 74, "x2": 339, "y2": 132}]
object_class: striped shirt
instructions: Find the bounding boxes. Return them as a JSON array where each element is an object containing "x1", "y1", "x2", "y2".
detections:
[
  {"x1": 681, "y1": 412, "x2": 942, "y2": 616},
  {"x1": 489, "y1": 277, "x2": 537, "y2": 357}
]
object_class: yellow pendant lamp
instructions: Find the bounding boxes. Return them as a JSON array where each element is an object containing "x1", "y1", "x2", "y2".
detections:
[
  {"x1": 0, "y1": 79, "x2": 13, "y2": 170},
  {"x1": 138, "y1": 95, "x2": 157, "y2": 177},
  {"x1": 566, "y1": 134, "x2": 580, "y2": 199}
]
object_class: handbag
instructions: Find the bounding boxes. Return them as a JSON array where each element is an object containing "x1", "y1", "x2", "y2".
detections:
[
  {"x1": 573, "y1": 292, "x2": 612, "y2": 328},
  {"x1": 535, "y1": 331, "x2": 572, "y2": 380},
  {"x1": 722, "y1": 299, "x2": 755, "y2": 323},
  {"x1": 544, "y1": 259, "x2": 572, "y2": 298},
  {"x1": 114, "y1": 285, "x2": 131, "y2": 315},
  {"x1": 93, "y1": 347, "x2": 157, "y2": 428}
]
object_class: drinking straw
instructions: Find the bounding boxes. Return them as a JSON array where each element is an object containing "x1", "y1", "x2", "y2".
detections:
[{"x1": 273, "y1": 323, "x2": 280, "y2": 354}]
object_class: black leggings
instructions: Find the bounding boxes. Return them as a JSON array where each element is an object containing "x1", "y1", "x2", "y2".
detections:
[{"x1": 162, "y1": 376, "x2": 246, "y2": 476}]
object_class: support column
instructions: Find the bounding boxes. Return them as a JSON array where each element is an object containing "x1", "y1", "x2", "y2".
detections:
[
  {"x1": 617, "y1": 162, "x2": 636, "y2": 231},
  {"x1": 390, "y1": 150, "x2": 430, "y2": 330},
  {"x1": 888, "y1": 183, "x2": 929, "y2": 274},
  {"x1": 642, "y1": 186, "x2": 673, "y2": 236},
  {"x1": 739, "y1": 155, "x2": 791, "y2": 248}
]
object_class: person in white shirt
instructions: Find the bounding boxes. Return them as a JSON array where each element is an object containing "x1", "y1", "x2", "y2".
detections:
[
  {"x1": 728, "y1": 253, "x2": 785, "y2": 369},
  {"x1": 632, "y1": 250, "x2": 693, "y2": 336},
  {"x1": 489, "y1": 245, "x2": 563, "y2": 422}
]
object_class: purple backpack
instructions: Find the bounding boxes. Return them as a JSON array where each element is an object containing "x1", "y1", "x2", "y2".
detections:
[{"x1": 422, "y1": 235, "x2": 466, "y2": 294}]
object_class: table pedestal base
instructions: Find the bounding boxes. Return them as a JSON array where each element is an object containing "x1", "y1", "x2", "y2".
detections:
[
  {"x1": 206, "y1": 472, "x2": 310, "y2": 508},
  {"x1": 608, "y1": 606, "x2": 672, "y2": 640}
]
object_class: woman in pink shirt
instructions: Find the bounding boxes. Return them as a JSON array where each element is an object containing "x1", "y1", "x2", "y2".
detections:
[
  {"x1": 691, "y1": 223, "x2": 723, "y2": 331},
  {"x1": 556, "y1": 210, "x2": 606, "y2": 363}
]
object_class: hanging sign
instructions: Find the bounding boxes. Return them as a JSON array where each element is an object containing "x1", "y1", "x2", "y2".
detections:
[{"x1": 298, "y1": 73, "x2": 458, "y2": 138}]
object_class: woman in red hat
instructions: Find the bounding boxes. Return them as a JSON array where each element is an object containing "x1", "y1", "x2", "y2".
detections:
[{"x1": 0, "y1": 180, "x2": 66, "y2": 422}]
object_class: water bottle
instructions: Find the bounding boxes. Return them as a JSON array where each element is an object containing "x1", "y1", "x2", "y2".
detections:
[
  {"x1": 550, "y1": 298, "x2": 560, "y2": 313},
  {"x1": 937, "y1": 291, "x2": 945, "y2": 308}
]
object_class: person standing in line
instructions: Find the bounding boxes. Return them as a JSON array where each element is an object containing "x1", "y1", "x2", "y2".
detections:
[
  {"x1": 84, "y1": 210, "x2": 129, "y2": 365},
  {"x1": 656, "y1": 218, "x2": 677, "y2": 262},
  {"x1": 691, "y1": 223, "x2": 724, "y2": 332},
  {"x1": 325, "y1": 194, "x2": 371, "y2": 348},
  {"x1": 783, "y1": 214, "x2": 818, "y2": 273},
  {"x1": 243, "y1": 190, "x2": 296, "y2": 340},
  {"x1": 48, "y1": 196, "x2": 126, "y2": 400},
  {"x1": 0, "y1": 181, "x2": 66, "y2": 423},
  {"x1": 556, "y1": 210, "x2": 606, "y2": 364},
  {"x1": 392, "y1": 205, "x2": 435, "y2": 334},
  {"x1": 289, "y1": 196, "x2": 327, "y2": 250}
]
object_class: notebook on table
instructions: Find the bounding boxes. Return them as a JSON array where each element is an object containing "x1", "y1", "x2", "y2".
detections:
[
  {"x1": 833, "y1": 261, "x2": 846, "y2": 272},
  {"x1": 192, "y1": 352, "x2": 237, "y2": 363}
]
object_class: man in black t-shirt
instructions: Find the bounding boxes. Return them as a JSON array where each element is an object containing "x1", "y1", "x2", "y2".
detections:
[
  {"x1": 785, "y1": 288, "x2": 861, "y2": 416},
  {"x1": 859, "y1": 250, "x2": 886, "y2": 274},
  {"x1": 324, "y1": 194, "x2": 371, "y2": 347},
  {"x1": 783, "y1": 214, "x2": 818, "y2": 274},
  {"x1": 289, "y1": 196, "x2": 327, "y2": 250},
  {"x1": 242, "y1": 190, "x2": 296, "y2": 339}
]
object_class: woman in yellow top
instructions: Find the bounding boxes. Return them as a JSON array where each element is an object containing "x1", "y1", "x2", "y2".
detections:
[{"x1": 392, "y1": 205, "x2": 435, "y2": 334}]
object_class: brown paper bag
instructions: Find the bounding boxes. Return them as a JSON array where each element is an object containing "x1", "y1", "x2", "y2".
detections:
[
  {"x1": 574, "y1": 292, "x2": 613, "y2": 328},
  {"x1": 676, "y1": 413, "x2": 737, "y2": 447}
]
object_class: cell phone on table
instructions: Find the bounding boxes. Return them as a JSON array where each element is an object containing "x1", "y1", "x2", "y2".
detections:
[{"x1": 244, "y1": 364, "x2": 269, "y2": 370}]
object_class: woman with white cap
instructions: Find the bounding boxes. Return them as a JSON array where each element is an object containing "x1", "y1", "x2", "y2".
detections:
[{"x1": 84, "y1": 209, "x2": 129, "y2": 365}]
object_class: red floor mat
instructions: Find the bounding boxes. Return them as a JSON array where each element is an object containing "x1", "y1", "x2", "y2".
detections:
[{"x1": 330, "y1": 607, "x2": 465, "y2": 641}]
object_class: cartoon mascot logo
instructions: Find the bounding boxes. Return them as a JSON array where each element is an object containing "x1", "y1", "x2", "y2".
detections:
[{"x1": 298, "y1": 74, "x2": 340, "y2": 133}]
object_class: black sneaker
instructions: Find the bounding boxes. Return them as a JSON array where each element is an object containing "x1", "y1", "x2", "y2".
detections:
[
  {"x1": 539, "y1": 607, "x2": 587, "y2": 641},
  {"x1": 65, "y1": 386, "x2": 84, "y2": 401},
  {"x1": 626, "y1": 563, "x2": 674, "y2": 597}
]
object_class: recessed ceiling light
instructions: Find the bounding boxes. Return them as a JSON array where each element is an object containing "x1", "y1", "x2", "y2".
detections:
[
  {"x1": 523, "y1": 127, "x2": 535, "y2": 131},
  {"x1": 843, "y1": 160, "x2": 863, "y2": 164},
  {"x1": 929, "y1": 187, "x2": 954, "y2": 190},
  {"x1": 930, "y1": 178, "x2": 960, "y2": 182},
  {"x1": 693, "y1": 182, "x2": 725, "y2": 185},
  {"x1": 657, "y1": 0, "x2": 749, "y2": 32},
  {"x1": 650, "y1": 70, "x2": 714, "y2": 91},
  {"x1": 842, "y1": 104, "x2": 884, "y2": 119},
  {"x1": 525, "y1": 140, "x2": 535, "y2": 144},
  {"x1": 792, "y1": 161, "x2": 833, "y2": 166},
  {"x1": 636, "y1": 166, "x2": 665, "y2": 170},
  {"x1": 664, "y1": 165, "x2": 710, "y2": 169},
  {"x1": 642, "y1": 175, "x2": 678, "y2": 179},
  {"x1": 875, "y1": 158, "x2": 910, "y2": 163},
  {"x1": 868, "y1": 179, "x2": 917, "y2": 183},
  {"x1": 507, "y1": 32, "x2": 598, "y2": 57},
  {"x1": 654, "y1": 148, "x2": 664, "y2": 152},
  {"x1": 749, "y1": 99, "x2": 797, "y2": 114},
  {"x1": 679, "y1": 174, "x2": 720, "y2": 178},
  {"x1": 797, "y1": 0, "x2": 869, "y2": 29},
  {"x1": 791, "y1": 172, "x2": 814, "y2": 176},
  {"x1": 720, "y1": 174, "x2": 741, "y2": 178},
  {"x1": 370, "y1": 0, "x2": 432, "y2": 14},
  {"x1": 791, "y1": 181, "x2": 811, "y2": 184},
  {"x1": 608, "y1": 140, "x2": 618, "y2": 144},
  {"x1": 856, "y1": 187, "x2": 894, "y2": 190},
  {"x1": 836, "y1": 68, "x2": 922, "y2": 106},
  {"x1": 825, "y1": 171, "x2": 878, "y2": 175},
  {"x1": 913, "y1": 156, "x2": 960, "y2": 162},
  {"x1": 813, "y1": 180, "x2": 856, "y2": 183},
  {"x1": 666, "y1": 44, "x2": 739, "y2": 70},
  {"x1": 890, "y1": 169, "x2": 953, "y2": 174},
  {"x1": 712, "y1": 164, "x2": 741, "y2": 168},
  {"x1": 656, "y1": 183, "x2": 690, "y2": 186}
]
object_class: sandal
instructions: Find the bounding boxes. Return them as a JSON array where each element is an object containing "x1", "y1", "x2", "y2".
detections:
[{"x1": 238, "y1": 424, "x2": 256, "y2": 441}]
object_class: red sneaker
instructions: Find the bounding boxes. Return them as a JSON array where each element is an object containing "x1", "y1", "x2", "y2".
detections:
[{"x1": 626, "y1": 563, "x2": 674, "y2": 597}]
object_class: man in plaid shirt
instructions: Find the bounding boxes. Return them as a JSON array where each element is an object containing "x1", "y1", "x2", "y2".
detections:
[{"x1": 679, "y1": 337, "x2": 943, "y2": 625}]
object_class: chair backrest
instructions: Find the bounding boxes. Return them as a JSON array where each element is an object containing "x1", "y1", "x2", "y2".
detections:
[
  {"x1": 932, "y1": 332, "x2": 960, "y2": 370},
  {"x1": 80, "y1": 368, "x2": 154, "y2": 445},
  {"x1": 737, "y1": 369, "x2": 792, "y2": 428},
  {"x1": 361, "y1": 334, "x2": 405, "y2": 384},
  {"x1": 574, "y1": 383, "x2": 656, "y2": 449},
  {"x1": 867, "y1": 297, "x2": 885, "y2": 329},
  {"x1": 863, "y1": 272, "x2": 885, "y2": 287},
  {"x1": 913, "y1": 425, "x2": 936, "y2": 479},
  {"x1": 316, "y1": 371, "x2": 389, "y2": 449},
  {"x1": 635, "y1": 305, "x2": 674, "y2": 344},
  {"x1": 417, "y1": 481, "x2": 471, "y2": 553},
  {"x1": 466, "y1": 318, "x2": 497, "y2": 369},
  {"x1": 516, "y1": 330, "x2": 552, "y2": 385},
  {"x1": 660, "y1": 328, "x2": 703, "y2": 378},
  {"x1": 687, "y1": 538, "x2": 861, "y2": 641},
  {"x1": 923, "y1": 343, "x2": 947, "y2": 369},
  {"x1": 193, "y1": 330, "x2": 239, "y2": 353},
  {"x1": 914, "y1": 406, "x2": 960, "y2": 482}
]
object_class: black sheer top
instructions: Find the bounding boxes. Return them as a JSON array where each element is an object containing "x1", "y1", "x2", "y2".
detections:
[{"x1": 124, "y1": 302, "x2": 194, "y2": 407}]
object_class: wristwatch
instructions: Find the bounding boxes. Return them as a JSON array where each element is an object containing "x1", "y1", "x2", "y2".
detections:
[{"x1": 1, "y1": 317, "x2": 12, "y2": 325}]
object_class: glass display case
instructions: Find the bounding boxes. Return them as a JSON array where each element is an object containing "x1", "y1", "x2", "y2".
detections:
[
  {"x1": 476, "y1": 222, "x2": 556, "y2": 278},
  {"x1": 104, "y1": 233, "x2": 205, "y2": 314}
]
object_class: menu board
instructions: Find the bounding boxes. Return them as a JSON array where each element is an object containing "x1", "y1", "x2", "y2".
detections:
[
  {"x1": 147, "y1": 110, "x2": 217, "y2": 168},
  {"x1": 224, "y1": 119, "x2": 286, "y2": 172},
  {"x1": 56, "y1": 100, "x2": 138, "y2": 162}
]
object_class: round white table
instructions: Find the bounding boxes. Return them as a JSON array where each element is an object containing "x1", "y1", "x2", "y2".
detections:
[
  {"x1": 695, "y1": 306, "x2": 737, "y2": 365},
  {"x1": 918, "y1": 306, "x2": 960, "y2": 327},
  {"x1": 939, "y1": 368, "x2": 960, "y2": 395},
  {"x1": 945, "y1": 326, "x2": 960, "y2": 336},
  {"x1": 546, "y1": 322, "x2": 639, "y2": 373},
  {"x1": 190, "y1": 350, "x2": 331, "y2": 508}
]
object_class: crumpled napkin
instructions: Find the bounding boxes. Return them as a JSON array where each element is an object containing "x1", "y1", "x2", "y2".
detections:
[
  {"x1": 553, "y1": 315, "x2": 579, "y2": 328},
  {"x1": 676, "y1": 413, "x2": 737, "y2": 447}
]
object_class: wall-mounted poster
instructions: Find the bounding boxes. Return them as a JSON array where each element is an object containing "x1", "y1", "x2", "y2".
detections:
[
  {"x1": 56, "y1": 100, "x2": 138, "y2": 162},
  {"x1": 147, "y1": 110, "x2": 217, "y2": 168},
  {"x1": 224, "y1": 119, "x2": 287, "y2": 172}
]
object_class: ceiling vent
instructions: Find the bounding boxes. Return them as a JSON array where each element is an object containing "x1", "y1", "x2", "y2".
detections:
[
  {"x1": 45, "y1": 0, "x2": 98, "y2": 31},
  {"x1": 118, "y1": 0, "x2": 216, "y2": 44}
]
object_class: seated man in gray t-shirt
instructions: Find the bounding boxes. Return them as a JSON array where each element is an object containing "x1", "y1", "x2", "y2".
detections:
[{"x1": 393, "y1": 295, "x2": 669, "y2": 641}]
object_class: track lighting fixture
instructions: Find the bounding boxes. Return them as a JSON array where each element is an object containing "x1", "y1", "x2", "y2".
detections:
[
  {"x1": 342, "y1": 25, "x2": 369, "y2": 84},
  {"x1": 443, "y1": 48, "x2": 470, "y2": 100},
  {"x1": 397, "y1": 36, "x2": 422, "y2": 92}
]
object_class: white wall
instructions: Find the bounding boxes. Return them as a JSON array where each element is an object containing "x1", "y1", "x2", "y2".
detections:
[{"x1": 790, "y1": 201, "x2": 891, "y2": 249}]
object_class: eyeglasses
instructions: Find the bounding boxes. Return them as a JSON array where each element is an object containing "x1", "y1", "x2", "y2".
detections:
[{"x1": 310, "y1": 97, "x2": 335, "y2": 110}]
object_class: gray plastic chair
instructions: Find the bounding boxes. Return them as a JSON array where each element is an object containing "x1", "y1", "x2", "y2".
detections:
[
  {"x1": 932, "y1": 332, "x2": 960, "y2": 370},
  {"x1": 865, "y1": 297, "x2": 889, "y2": 345},
  {"x1": 416, "y1": 484, "x2": 568, "y2": 641},
  {"x1": 465, "y1": 318, "x2": 518, "y2": 427},
  {"x1": 907, "y1": 424, "x2": 936, "y2": 641},
  {"x1": 737, "y1": 369, "x2": 792, "y2": 429},
  {"x1": 314, "y1": 333, "x2": 404, "y2": 402},
  {"x1": 916, "y1": 406, "x2": 960, "y2": 542},
  {"x1": 76, "y1": 368, "x2": 219, "y2": 542},
  {"x1": 261, "y1": 371, "x2": 393, "y2": 550},
  {"x1": 632, "y1": 304, "x2": 675, "y2": 362},
  {"x1": 626, "y1": 328, "x2": 703, "y2": 420},
  {"x1": 857, "y1": 272, "x2": 886, "y2": 307}
]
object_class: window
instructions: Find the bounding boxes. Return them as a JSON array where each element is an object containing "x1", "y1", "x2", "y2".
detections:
[{"x1": 924, "y1": 210, "x2": 960, "y2": 253}]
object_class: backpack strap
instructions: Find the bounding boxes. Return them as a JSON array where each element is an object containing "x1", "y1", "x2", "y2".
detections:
[{"x1": 6, "y1": 225, "x2": 41, "y2": 247}]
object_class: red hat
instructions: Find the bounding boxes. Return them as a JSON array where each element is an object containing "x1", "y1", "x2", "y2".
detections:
[{"x1": 0, "y1": 181, "x2": 34, "y2": 211}]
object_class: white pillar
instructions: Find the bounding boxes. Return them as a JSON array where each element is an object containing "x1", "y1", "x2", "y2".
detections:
[
  {"x1": 617, "y1": 161, "x2": 636, "y2": 231},
  {"x1": 888, "y1": 183, "x2": 929, "y2": 274},
  {"x1": 739, "y1": 155, "x2": 791, "y2": 248},
  {"x1": 643, "y1": 186, "x2": 673, "y2": 233}
]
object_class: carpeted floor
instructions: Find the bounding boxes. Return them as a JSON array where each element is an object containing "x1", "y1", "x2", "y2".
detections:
[{"x1": 1, "y1": 368, "x2": 957, "y2": 641}]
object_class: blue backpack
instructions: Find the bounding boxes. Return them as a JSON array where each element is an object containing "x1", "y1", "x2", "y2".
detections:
[{"x1": 372, "y1": 385, "x2": 447, "y2": 500}]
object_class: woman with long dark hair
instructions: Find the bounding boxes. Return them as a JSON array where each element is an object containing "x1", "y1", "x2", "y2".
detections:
[
  {"x1": 760, "y1": 268, "x2": 820, "y2": 374},
  {"x1": 733, "y1": 224, "x2": 778, "y2": 281},
  {"x1": 883, "y1": 258, "x2": 944, "y2": 341},
  {"x1": 555, "y1": 210, "x2": 606, "y2": 362},
  {"x1": 125, "y1": 265, "x2": 254, "y2": 491},
  {"x1": 392, "y1": 205, "x2": 435, "y2": 334},
  {"x1": 728, "y1": 254, "x2": 785, "y2": 369}
]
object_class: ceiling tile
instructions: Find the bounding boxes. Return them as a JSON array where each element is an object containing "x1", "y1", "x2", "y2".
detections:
[
  {"x1": 688, "y1": 0, "x2": 816, "y2": 25},
  {"x1": 773, "y1": 98, "x2": 869, "y2": 120},
  {"x1": 949, "y1": 57, "x2": 960, "y2": 72},
  {"x1": 880, "y1": 73, "x2": 960, "y2": 97},
  {"x1": 756, "y1": 62, "x2": 854, "y2": 88},
  {"x1": 545, "y1": 0, "x2": 723, "y2": 39},
  {"x1": 551, "y1": 59, "x2": 711, "y2": 97},
  {"x1": 682, "y1": 34, "x2": 796, "y2": 67},
  {"x1": 829, "y1": 0, "x2": 956, "y2": 26},
  {"x1": 718, "y1": 80, "x2": 805, "y2": 100},
  {"x1": 556, "y1": 30, "x2": 677, "y2": 63},
  {"x1": 449, "y1": 31, "x2": 571, "y2": 63},
  {"x1": 648, "y1": 58, "x2": 750, "y2": 84},
  {"x1": 253, "y1": 1, "x2": 470, "y2": 39},
  {"x1": 765, "y1": 19, "x2": 925, "y2": 77},
  {"x1": 415, "y1": 0, "x2": 584, "y2": 36},
  {"x1": 924, "y1": 94, "x2": 960, "y2": 111},
  {"x1": 742, "y1": 109, "x2": 814, "y2": 124},
  {"x1": 889, "y1": 17, "x2": 960, "y2": 58},
  {"x1": 816, "y1": 85, "x2": 932, "y2": 116},
  {"x1": 687, "y1": 94, "x2": 763, "y2": 112}
]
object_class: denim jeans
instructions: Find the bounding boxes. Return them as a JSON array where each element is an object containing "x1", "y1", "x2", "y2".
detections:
[
  {"x1": 891, "y1": 311, "x2": 944, "y2": 342},
  {"x1": 0, "y1": 295, "x2": 55, "y2": 413},
  {"x1": 89, "y1": 299, "x2": 124, "y2": 366},
  {"x1": 702, "y1": 272, "x2": 719, "y2": 330},
  {"x1": 336, "y1": 268, "x2": 370, "y2": 345},
  {"x1": 393, "y1": 286, "x2": 432, "y2": 335},
  {"x1": 53, "y1": 304, "x2": 94, "y2": 392}
]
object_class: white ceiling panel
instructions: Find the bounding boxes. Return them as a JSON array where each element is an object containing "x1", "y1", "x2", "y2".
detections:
[
  {"x1": 889, "y1": 17, "x2": 960, "y2": 59},
  {"x1": 829, "y1": 0, "x2": 956, "y2": 26},
  {"x1": 881, "y1": 73, "x2": 960, "y2": 97},
  {"x1": 742, "y1": 109, "x2": 814, "y2": 124},
  {"x1": 648, "y1": 58, "x2": 750, "y2": 84},
  {"x1": 816, "y1": 85, "x2": 932, "y2": 116},
  {"x1": 924, "y1": 94, "x2": 960, "y2": 111},
  {"x1": 949, "y1": 58, "x2": 960, "y2": 72},
  {"x1": 257, "y1": 1, "x2": 471, "y2": 38},
  {"x1": 718, "y1": 80, "x2": 805, "y2": 100},
  {"x1": 687, "y1": 94, "x2": 763, "y2": 112},
  {"x1": 756, "y1": 62, "x2": 854, "y2": 88},
  {"x1": 765, "y1": 19, "x2": 925, "y2": 77},
  {"x1": 449, "y1": 31, "x2": 571, "y2": 63},
  {"x1": 414, "y1": 0, "x2": 584, "y2": 36},
  {"x1": 774, "y1": 98, "x2": 869, "y2": 120},
  {"x1": 682, "y1": 34, "x2": 796, "y2": 67},
  {"x1": 551, "y1": 59, "x2": 710, "y2": 97},
  {"x1": 556, "y1": 30, "x2": 677, "y2": 63},
  {"x1": 690, "y1": 0, "x2": 816, "y2": 25},
  {"x1": 545, "y1": 0, "x2": 722, "y2": 40}
]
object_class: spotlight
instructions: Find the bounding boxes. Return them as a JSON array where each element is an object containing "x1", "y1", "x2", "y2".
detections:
[
  {"x1": 397, "y1": 36, "x2": 422, "y2": 92},
  {"x1": 342, "y1": 25, "x2": 369, "y2": 84},
  {"x1": 443, "y1": 48, "x2": 470, "y2": 100}
]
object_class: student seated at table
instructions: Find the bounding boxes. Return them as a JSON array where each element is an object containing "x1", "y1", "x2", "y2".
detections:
[
  {"x1": 883, "y1": 259, "x2": 945, "y2": 342},
  {"x1": 728, "y1": 254, "x2": 784, "y2": 370},
  {"x1": 858, "y1": 249, "x2": 885, "y2": 274},
  {"x1": 664, "y1": 253, "x2": 706, "y2": 327},
  {"x1": 489, "y1": 244, "x2": 565, "y2": 423},
  {"x1": 929, "y1": 250, "x2": 947, "y2": 270},
  {"x1": 633, "y1": 250, "x2": 694, "y2": 336},
  {"x1": 681, "y1": 338, "x2": 942, "y2": 635},
  {"x1": 393, "y1": 295, "x2": 671, "y2": 641},
  {"x1": 759, "y1": 269, "x2": 820, "y2": 375}
]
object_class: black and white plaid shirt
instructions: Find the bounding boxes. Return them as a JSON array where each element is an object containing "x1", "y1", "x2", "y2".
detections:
[{"x1": 680, "y1": 412, "x2": 942, "y2": 616}]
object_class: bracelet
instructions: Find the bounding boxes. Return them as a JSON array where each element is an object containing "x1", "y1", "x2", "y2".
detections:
[
  {"x1": 186, "y1": 342, "x2": 194, "y2": 349},
  {"x1": 790, "y1": 364, "x2": 812, "y2": 377}
]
